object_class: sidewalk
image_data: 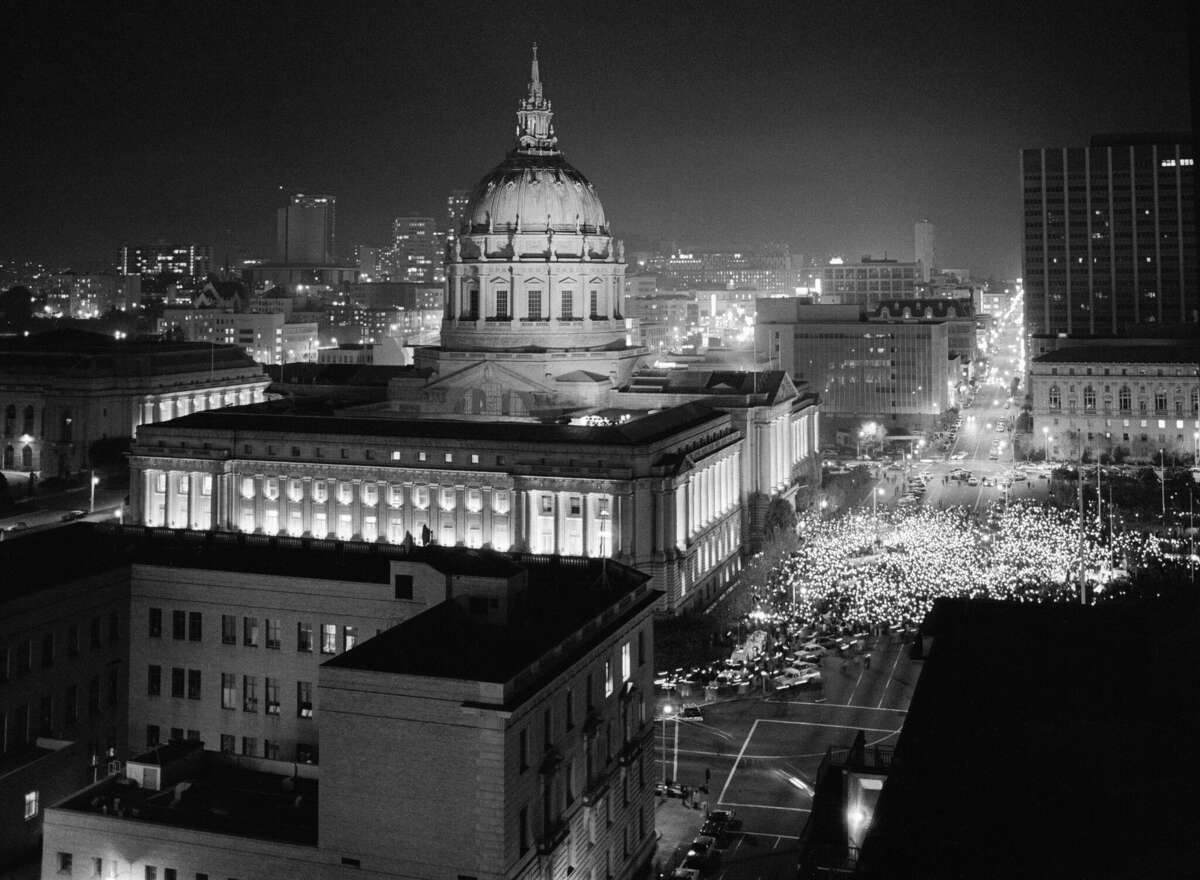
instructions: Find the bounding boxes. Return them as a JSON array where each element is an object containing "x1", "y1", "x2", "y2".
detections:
[{"x1": 653, "y1": 792, "x2": 713, "y2": 876}]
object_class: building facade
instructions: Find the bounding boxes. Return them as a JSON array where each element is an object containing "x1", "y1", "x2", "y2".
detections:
[
  {"x1": 661, "y1": 246, "x2": 796, "y2": 294},
  {"x1": 386, "y1": 216, "x2": 443, "y2": 284},
  {"x1": 118, "y1": 244, "x2": 212, "y2": 279},
  {"x1": 160, "y1": 308, "x2": 319, "y2": 365},
  {"x1": 127, "y1": 402, "x2": 746, "y2": 612},
  {"x1": 758, "y1": 301, "x2": 953, "y2": 437},
  {"x1": 0, "y1": 531, "x2": 130, "y2": 870},
  {"x1": 1021, "y1": 135, "x2": 1197, "y2": 338},
  {"x1": 914, "y1": 221, "x2": 935, "y2": 282},
  {"x1": 1029, "y1": 345, "x2": 1200, "y2": 461},
  {"x1": 820, "y1": 258, "x2": 919, "y2": 306},
  {"x1": 276, "y1": 194, "x2": 337, "y2": 264},
  {"x1": 0, "y1": 330, "x2": 270, "y2": 476},
  {"x1": 36, "y1": 528, "x2": 658, "y2": 880}
]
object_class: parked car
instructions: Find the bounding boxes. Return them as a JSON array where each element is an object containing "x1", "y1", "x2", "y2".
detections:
[
  {"x1": 773, "y1": 665, "x2": 821, "y2": 688},
  {"x1": 2, "y1": 521, "x2": 29, "y2": 532},
  {"x1": 706, "y1": 808, "x2": 738, "y2": 829},
  {"x1": 680, "y1": 703, "x2": 704, "y2": 722},
  {"x1": 61, "y1": 509, "x2": 88, "y2": 522}
]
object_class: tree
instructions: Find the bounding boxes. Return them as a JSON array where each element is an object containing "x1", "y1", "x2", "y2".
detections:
[{"x1": 763, "y1": 496, "x2": 797, "y2": 538}]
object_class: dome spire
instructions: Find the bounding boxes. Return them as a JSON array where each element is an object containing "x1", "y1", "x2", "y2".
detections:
[
  {"x1": 515, "y1": 44, "x2": 558, "y2": 155},
  {"x1": 529, "y1": 42, "x2": 542, "y2": 100}
]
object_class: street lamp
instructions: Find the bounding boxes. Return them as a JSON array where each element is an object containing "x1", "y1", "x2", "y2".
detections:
[
  {"x1": 89, "y1": 470, "x2": 100, "y2": 514},
  {"x1": 660, "y1": 704, "x2": 674, "y2": 783},
  {"x1": 1042, "y1": 426, "x2": 1050, "y2": 462}
]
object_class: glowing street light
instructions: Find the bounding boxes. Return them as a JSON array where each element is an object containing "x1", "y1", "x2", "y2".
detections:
[
  {"x1": 89, "y1": 470, "x2": 100, "y2": 513},
  {"x1": 660, "y1": 703, "x2": 674, "y2": 783}
]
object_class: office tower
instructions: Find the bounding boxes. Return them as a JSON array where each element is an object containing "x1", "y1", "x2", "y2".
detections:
[
  {"x1": 117, "y1": 244, "x2": 213, "y2": 278},
  {"x1": 386, "y1": 215, "x2": 442, "y2": 283},
  {"x1": 1021, "y1": 135, "x2": 1196, "y2": 337},
  {"x1": 915, "y1": 220, "x2": 935, "y2": 282},
  {"x1": 275, "y1": 193, "x2": 336, "y2": 263},
  {"x1": 445, "y1": 188, "x2": 471, "y2": 245}
]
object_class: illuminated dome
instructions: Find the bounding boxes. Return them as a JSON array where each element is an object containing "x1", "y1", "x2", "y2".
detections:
[{"x1": 460, "y1": 45, "x2": 608, "y2": 236}]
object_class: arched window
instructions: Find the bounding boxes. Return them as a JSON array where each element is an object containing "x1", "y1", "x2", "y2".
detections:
[
  {"x1": 1192, "y1": 388, "x2": 1199, "y2": 414},
  {"x1": 23, "y1": 405, "x2": 34, "y2": 435},
  {"x1": 1048, "y1": 385, "x2": 1061, "y2": 410},
  {"x1": 1154, "y1": 391, "x2": 1167, "y2": 413},
  {"x1": 21, "y1": 445, "x2": 33, "y2": 469},
  {"x1": 1083, "y1": 386, "x2": 1096, "y2": 410}
]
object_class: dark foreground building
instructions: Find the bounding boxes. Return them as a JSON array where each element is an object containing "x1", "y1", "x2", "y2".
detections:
[{"x1": 800, "y1": 594, "x2": 1200, "y2": 879}]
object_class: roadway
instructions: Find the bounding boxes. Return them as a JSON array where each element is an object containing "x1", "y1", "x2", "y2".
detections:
[{"x1": 654, "y1": 629, "x2": 920, "y2": 877}]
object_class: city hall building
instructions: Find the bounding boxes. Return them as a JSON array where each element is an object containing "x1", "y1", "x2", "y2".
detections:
[{"x1": 125, "y1": 49, "x2": 819, "y2": 613}]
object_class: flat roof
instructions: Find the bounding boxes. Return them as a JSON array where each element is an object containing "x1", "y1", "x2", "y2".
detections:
[
  {"x1": 856, "y1": 596, "x2": 1200, "y2": 878},
  {"x1": 1033, "y1": 345, "x2": 1200, "y2": 366},
  {"x1": 325, "y1": 558, "x2": 656, "y2": 684},
  {"x1": 0, "y1": 329, "x2": 262, "y2": 377},
  {"x1": 140, "y1": 399, "x2": 726, "y2": 446},
  {"x1": 56, "y1": 752, "x2": 318, "y2": 845}
]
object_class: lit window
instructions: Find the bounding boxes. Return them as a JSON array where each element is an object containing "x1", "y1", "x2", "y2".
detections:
[
  {"x1": 621, "y1": 642, "x2": 631, "y2": 682},
  {"x1": 24, "y1": 790, "x2": 39, "y2": 820},
  {"x1": 604, "y1": 659, "x2": 613, "y2": 698}
]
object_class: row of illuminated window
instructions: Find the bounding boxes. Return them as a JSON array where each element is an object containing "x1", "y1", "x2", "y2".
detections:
[
  {"x1": 0, "y1": 613, "x2": 119, "y2": 680},
  {"x1": 145, "y1": 667, "x2": 315, "y2": 718},
  {"x1": 147, "y1": 608, "x2": 360, "y2": 655},
  {"x1": 228, "y1": 477, "x2": 513, "y2": 514},
  {"x1": 231, "y1": 443, "x2": 513, "y2": 466},
  {"x1": 1, "y1": 668, "x2": 120, "y2": 756}
]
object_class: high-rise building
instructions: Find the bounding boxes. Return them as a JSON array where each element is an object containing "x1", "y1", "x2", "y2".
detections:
[
  {"x1": 914, "y1": 220, "x2": 935, "y2": 282},
  {"x1": 661, "y1": 245, "x2": 796, "y2": 293},
  {"x1": 118, "y1": 244, "x2": 212, "y2": 278},
  {"x1": 1021, "y1": 135, "x2": 1197, "y2": 338},
  {"x1": 386, "y1": 215, "x2": 443, "y2": 283},
  {"x1": 275, "y1": 193, "x2": 336, "y2": 263},
  {"x1": 445, "y1": 188, "x2": 471, "y2": 246}
]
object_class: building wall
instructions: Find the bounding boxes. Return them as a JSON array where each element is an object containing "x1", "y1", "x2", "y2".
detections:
[
  {"x1": 0, "y1": 569, "x2": 129, "y2": 866},
  {"x1": 161, "y1": 310, "x2": 317, "y2": 365},
  {"x1": 128, "y1": 414, "x2": 743, "y2": 614},
  {"x1": 0, "y1": 369, "x2": 267, "y2": 476},
  {"x1": 1021, "y1": 142, "x2": 1197, "y2": 338},
  {"x1": 41, "y1": 809, "x2": 324, "y2": 880},
  {"x1": 820, "y1": 261, "x2": 918, "y2": 304},
  {"x1": 127, "y1": 564, "x2": 426, "y2": 765},
  {"x1": 319, "y1": 599, "x2": 658, "y2": 879},
  {"x1": 1029, "y1": 357, "x2": 1200, "y2": 460},
  {"x1": 757, "y1": 303, "x2": 951, "y2": 434}
]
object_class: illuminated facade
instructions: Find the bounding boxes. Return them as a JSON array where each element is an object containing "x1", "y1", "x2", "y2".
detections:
[
  {"x1": 820, "y1": 258, "x2": 919, "y2": 305},
  {"x1": 128, "y1": 403, "x2": 747, "y2": 612},
  {"x1": 276, "y1": 194, "x2": 337, "y2": 264},
  {"x1": 118, "y1": 244, "x2": 212, "y2": 278},
  {"x1": 1021, "y1": 136, "x2": 1197, "y2": 337},
  {"x1": 0, "y1": 329, "x2": 269, "y2": 476},
  {"x1": 1029, "y1": 345, "x2": 1200, "y2": 461}
]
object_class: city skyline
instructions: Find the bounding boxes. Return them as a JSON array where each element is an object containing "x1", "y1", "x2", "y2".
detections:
[{"x1": 6, "y1": 0, "x2": 1192, "y2": 278}]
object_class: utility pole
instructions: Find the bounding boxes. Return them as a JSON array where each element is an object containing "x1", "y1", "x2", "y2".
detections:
[{"x1": 1077, "y1": 433, "x2": 1086, "y2": 605}]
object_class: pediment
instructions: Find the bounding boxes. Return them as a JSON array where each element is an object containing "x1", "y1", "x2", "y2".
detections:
[{"x1": 423, "y1": 359, "x2": 557, "y2": 394}]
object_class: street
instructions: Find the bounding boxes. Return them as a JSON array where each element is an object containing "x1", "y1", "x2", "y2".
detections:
[{"x1": 654, "y1": 629, "x2": 920, "y2": 877}]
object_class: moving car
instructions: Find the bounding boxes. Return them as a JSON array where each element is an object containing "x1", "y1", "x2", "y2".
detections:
[
  {"x1": 680, "y1": 703, "x2": 704, "y2": 722},
  {"x1": 61, "y1": 509, "x2": 87, "y2": 522},
  {"x1": 967, "y1": 476, "x2": 979, "y2": 487}
]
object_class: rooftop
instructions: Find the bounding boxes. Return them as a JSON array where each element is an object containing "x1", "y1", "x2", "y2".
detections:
[
  {"x1": 0, "y1": 328, "x2": 262, "y2": 377},
  {"x1": 56, "y1": 750, "x2": 318, "y2": 846},
  {"x1": 1033, "y1": 344, "x2": 1200, "y2": 366},
  {"x1": 326, "y1": 556, "x2": 655, "y2": 686},
  {"x1": 138, "y1": 399, "x2": 726, "y2": 447},
  {"x1": 855, "y1": 596, "x2": 1200, "y2": 879},
  {"x1": 0, "y1": 524, "x2": 536, "y2": 600}
]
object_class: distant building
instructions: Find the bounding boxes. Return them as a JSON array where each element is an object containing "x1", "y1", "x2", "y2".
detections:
[
  {"x1": 662, "y1": 245, "x2": 796, "y2": 293},
  {"x1": 1028, "y1": 343, "x2": 1200, "y2": 461},
  {"x1": 316, "y1": 341, "x2": 408, "y2": 366},
  {"x1": 160, "y1": 307, "x2": 318, "y2": 366},
  {"x1": 0, "y1": 329, "x2": 269, "y2": 476},
  {"x1": 757, "y1": 301, "x2": 955, "y2": 437},
  {"x1": 386, "y1": 216, "x2": 443, "y2": 284},
  {"x1": 914, "y1": 220, "x2": 935, "y2": 282},
  {"x1": 44, "y1": 273, "x2": 141, "y2": 317},
  {"x1": 1021, "y1": 134, "x2": 1197, "y2": 338},
  {"x1": 118, "y1": 244, "x2": 212, "y2": 279},
  {"x1": 276, "y1": 194, "x2": 336, "y2": 264},
  {"x1": 869, "y1": 298, "x2": 978, "y2": 362},
  {"x1": 820, "y1": 257, "x2": 920, "y2": 306},
  {"x1": 445, "y1": 188, "x2": 471, "y2": 248}
]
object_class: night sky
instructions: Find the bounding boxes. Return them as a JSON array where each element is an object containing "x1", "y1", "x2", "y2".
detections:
[{"x1": 5, "y1": 0, "x2": 1192, "y2": 278}]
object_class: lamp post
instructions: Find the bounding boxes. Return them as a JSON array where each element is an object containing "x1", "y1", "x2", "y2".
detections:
[
  {"x1": 660, "y1": 704, "x2": 674, "y2": 783},
  {"x1": 1160, "y1": 449, "x2": 1167, "y2": 530},
  {"x1": 1042, "y1": 426, "x2": 1050, "y2": 462},
  {"x1": 89, "y1": 470, "x2": 100, "y2": 514}
]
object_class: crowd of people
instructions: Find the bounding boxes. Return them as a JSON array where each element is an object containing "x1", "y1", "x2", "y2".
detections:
[{"x1": 751, "y1": 501, "x2": 1186, "y2": 636}]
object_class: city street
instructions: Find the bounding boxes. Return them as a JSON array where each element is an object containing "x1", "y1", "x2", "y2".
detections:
[{"x1": 654, "y1": 629, "x2": 920, "y2": 877}]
